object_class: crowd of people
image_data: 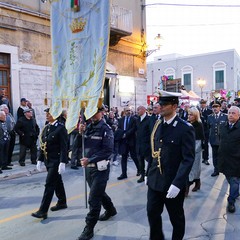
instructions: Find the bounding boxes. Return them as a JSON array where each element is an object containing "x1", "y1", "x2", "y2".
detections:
[{"x1": 1, "y1": 86, "x2": 240, "y2": 240}]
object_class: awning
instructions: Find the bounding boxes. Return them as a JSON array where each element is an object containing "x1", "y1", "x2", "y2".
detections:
[{"x1": 180, "y1": 90, "x2": 201, "y2": 101}]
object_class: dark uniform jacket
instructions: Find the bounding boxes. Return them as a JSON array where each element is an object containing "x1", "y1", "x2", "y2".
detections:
[
  {"x1": 83, "y1": 119, "x2": 113, "y2": 163},
  {"x1": 200, "y1": 107, "x2": 212, "y2": 133},
  {"x1": 38, "y1": 121, "x2": 68, "y2": 167},
  {"x1": 15, "y1": 116, "x2": 40, "y2": 148},
  {"x1": 118, "y1": 116, "x2": 136, "y2": 154},
  {"x1": 218, "y1": 120, "x2": 240, "y2": 177},
  {"x1": 136, "y1": 115, "x2": 151, "y2": 157},
  {"x1": 147, "y1": 116, "x2": 195, "y2": 192},
  {"x1": 207, "y1": 112, "x2": 227, "y2": 146}
]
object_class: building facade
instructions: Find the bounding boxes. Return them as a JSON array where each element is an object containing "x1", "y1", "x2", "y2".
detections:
[
  {"x1": 0, "y1": 0, "x2": 147, "y2": 128},
  {"x1": 147, "y1": 49, "x2": 240, "y2": 102}
]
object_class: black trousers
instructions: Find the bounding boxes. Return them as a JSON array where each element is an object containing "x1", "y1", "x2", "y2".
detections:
[
  {"x1": 85, "y1": 166, "x2": 114, "y2": 228},
  {"x1": 121, "y1": 144, "x2": 139, "y2": 176},
  {"x1": 0, "y1": 141, "x2": 9, "y2": 168},
  {"x1": 70, "y1": 134, "x2": 81, "y2": 166},
  {"x1": 19, "y1": 144, "x2": 37, "y2": 163},
  {"x1": 202, "y1": 132, "x2": 209, "y2": 161},
  {"x1": 8, "y1": 131, "x2": 16, "y2": 164},
  {"x1": 147, "y1": 187, "x2": 185, "y2": 240},
  {"x1": 39, "y1": 166, "x2": 67, "y2": 213},
  {"x1": 211, "y1": 145, "x2": 219, "y2": 173}
]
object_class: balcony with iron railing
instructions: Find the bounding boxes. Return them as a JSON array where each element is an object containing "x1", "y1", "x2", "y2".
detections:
[{"x1": 109, "y1": 5, "x2": 133, "y2": 46}]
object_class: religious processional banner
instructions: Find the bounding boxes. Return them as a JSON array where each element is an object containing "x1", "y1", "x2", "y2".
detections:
[{"x1": 50, "y1": 0, "x2": 110, "y2": 133}]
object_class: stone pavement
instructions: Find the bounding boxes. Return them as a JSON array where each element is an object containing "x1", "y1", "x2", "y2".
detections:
[{"x1": 0, "y1": 158, "x2": 240, "y2": 240}]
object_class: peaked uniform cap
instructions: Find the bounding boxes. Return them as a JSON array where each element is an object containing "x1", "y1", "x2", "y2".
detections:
[{"x1": 158, "y1": 90, "x2": 182, "y2": 104}]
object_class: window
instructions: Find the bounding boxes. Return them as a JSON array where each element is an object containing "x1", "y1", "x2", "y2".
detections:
[
  {"x1": 213, "y1": 61, "x2": 226, "y2": 90},
  {"x1": 183, "y1": 73, "x2": 191, "y2": 91},
  {"x1": 181, "y1": 65, "x2": 193, "y2": 91},
  {"x1": 215, "y1": 70, "x2": 224, "y2": 89}
]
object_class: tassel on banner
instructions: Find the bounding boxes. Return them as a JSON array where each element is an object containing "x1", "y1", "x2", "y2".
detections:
[
  {"x1": 71, "y1": 0, "x2": 80, "y2": 12},
  {"x1": 44, "y1": 93, "x2": 48, "y2": 106}
]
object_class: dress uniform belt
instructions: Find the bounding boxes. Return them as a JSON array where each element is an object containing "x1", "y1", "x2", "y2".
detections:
[
  {"x1": 86, "y1": 160, "x2": 110, "y2": 168},
  {"x1": 87, "y1": 163, "x2": 96, "y2": 168}
]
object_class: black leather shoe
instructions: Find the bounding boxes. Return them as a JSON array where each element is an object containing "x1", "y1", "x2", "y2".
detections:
[
  {"x1": 0, "y1": 169, "x2": 2, "y2": 174},
  {"x1": 31, "y1": 161, "x2": 37, "y2": 165},
  {"x1": 2, "y1": 166, "x2": 12, "y2": 170},
  {"x1": 203, "y1": 160, "x2": 210, "y2": 165},
  {"x1": 50, "y1": 204, "x2": 67, "y2": 211},
  {"x1": 136, "y1": 171, "x2": 141, "y2": 176},
  {"x1": 117, "y1": 175, "x2": 127, "y2": 180},
  {"x1": 31, "y1": 211, "x2": 48, "y2": 219},
  {"x1": 137, "y1": 176, "x2": 144, "y2": 183},
  {"x1": 211, "y1": 172, "x2": 219, "y2": 177},
  {"x1": 19, "y1": 162, "x2": 25, "y2": 166},
  {"x1": 99, "y1": 207, "x2": 117, "y2": 221},
  {"x1": 227, "y1": 202, "x2": 236, "y2": 213},
  {"x1": 77, "y1": 226, "x2": 94, "y2": 240},
  {"x1": 8, "y1": 163, "x2": 13, "y2": 166},
  {"x1": 71, "y1": 166, "x2": 79, "y2": 170}
]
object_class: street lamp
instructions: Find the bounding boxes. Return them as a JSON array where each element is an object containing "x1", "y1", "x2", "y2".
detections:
[
  {"x1": 142, "y1": 34, "x2": 162, "y2": 57},
  {"x1": 197, "y1": 78, "x2": 206, "y2": 98}
]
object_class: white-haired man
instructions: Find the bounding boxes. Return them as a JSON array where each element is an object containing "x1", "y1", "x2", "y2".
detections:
[{"x1": 218, "y1": 106, "x2": 240, "y2": 213}]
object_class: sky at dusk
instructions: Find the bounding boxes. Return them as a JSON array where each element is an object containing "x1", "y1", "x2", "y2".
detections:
[{"x1": 145, "y1": 0, "x2": 240, "y2": 61}]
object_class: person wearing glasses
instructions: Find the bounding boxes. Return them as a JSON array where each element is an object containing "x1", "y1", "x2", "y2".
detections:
[{"x1": 146, "y1": 90, "x2": 195, "y2": 240}]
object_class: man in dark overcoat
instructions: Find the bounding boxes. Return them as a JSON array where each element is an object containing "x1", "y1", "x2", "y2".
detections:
[
  {"x1": 207, "y1": 101, "x2": 227, "y2": 176},
  {"x1": 147, "y1": 90, "x2": 195, "y2": 240},
  {"x1": 218, "y1": 106, "x2": 240, "y2": 213},
  {"x1": 117, "y1": 106, "x2": 139, "y2": 179},
  {"x1": 135, "y1": 105, "x2": 151, "y2": 183},
  {"x1": 14, "y1": 108, "x2": 39, "y2": 166}
]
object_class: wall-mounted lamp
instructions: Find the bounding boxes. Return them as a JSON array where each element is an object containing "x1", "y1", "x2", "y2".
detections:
[{"x1": 142, "y1": 33, "x2": 162, "y2": 57}]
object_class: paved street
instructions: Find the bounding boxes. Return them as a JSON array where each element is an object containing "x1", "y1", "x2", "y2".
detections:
[{"x1": 0, "y1": 157, "x2": 240, "y2": 240}]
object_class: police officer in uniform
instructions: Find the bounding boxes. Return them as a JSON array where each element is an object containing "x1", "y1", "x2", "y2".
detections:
[
  {"x1": 147, "y1": 91, "x2": 195, "y2": 240},
  {"x1": 77, "y1": 104, "x2": 117, "y2": 240},
  {"x1": 207, "y1": 101, "x2": 228, "y2": 177},
  {"x1": 31, "y1": 108, "x2": 68, "y2": 219}
]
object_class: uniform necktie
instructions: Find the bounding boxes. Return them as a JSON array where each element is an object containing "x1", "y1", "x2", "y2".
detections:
[{"x1": 229, "y1": 123, "x2": 233, "y2": 129}]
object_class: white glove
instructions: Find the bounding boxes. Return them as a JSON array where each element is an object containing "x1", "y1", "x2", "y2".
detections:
[
  {"x1": 36, "y1": 161, "x2": 44, "y2": 172},
  {"x1": 144, "y1": 176, "x2": 148, "y2": 185},
  {"x1": 166, "y1": 184, "x2": 180, "y2": 198},
  {"x1": 58, "y1": 163, "x2": 66, "y2": 174}
]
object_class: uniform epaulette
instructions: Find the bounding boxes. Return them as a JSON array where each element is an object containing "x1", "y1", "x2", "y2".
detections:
[{"x1": 178, "y1": 118, "x2": 192, "y2": 127}]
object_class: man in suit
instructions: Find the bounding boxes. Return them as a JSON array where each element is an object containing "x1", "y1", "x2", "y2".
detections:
[
  {"x1": 117, "y1": 106, "x2": 139, "y2": 180},
  {"x1": 218, "y1": 106, "x2": 240, "y2": 213},
  {"x1": 207, "y1": 101, "x2": 228, "y2": 177},
  {"x1": 199, "y1": 99, "x2": 212, "y2": 165},
  {"x1": 135, "y1": 106, "x2": 151, "y2": 183},
  {"x1": 179, "y1": 103, "x2": 190, "y2": 121},
  {"x1": 147, "y1": 90, "x2": 195, "y2": 240},
  {"x1": 149, "y1": 102, "x2": 161, "y2": 131},
  {"x1": 31, "y1": 108, "x2": 68, "y2": 220}
]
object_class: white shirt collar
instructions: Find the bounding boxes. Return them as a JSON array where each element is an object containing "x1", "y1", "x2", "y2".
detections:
[
  {"x1": 140, "y1": 112, "x2": 147, "y2": 121},
  {"x1": 164, "y1": 113, "x2": 177, "y2": 125},
  {"x1": 50, "y1": 120, "x2": 58, "y2": 125}
]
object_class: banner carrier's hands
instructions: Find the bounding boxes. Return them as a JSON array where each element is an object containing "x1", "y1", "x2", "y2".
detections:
[
  {"x1": 166, "y1": 184, "x2": 180, "y2": 198},
  {"x1": 58, "y1": 163, "x2": 66, "y2": 174}
]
